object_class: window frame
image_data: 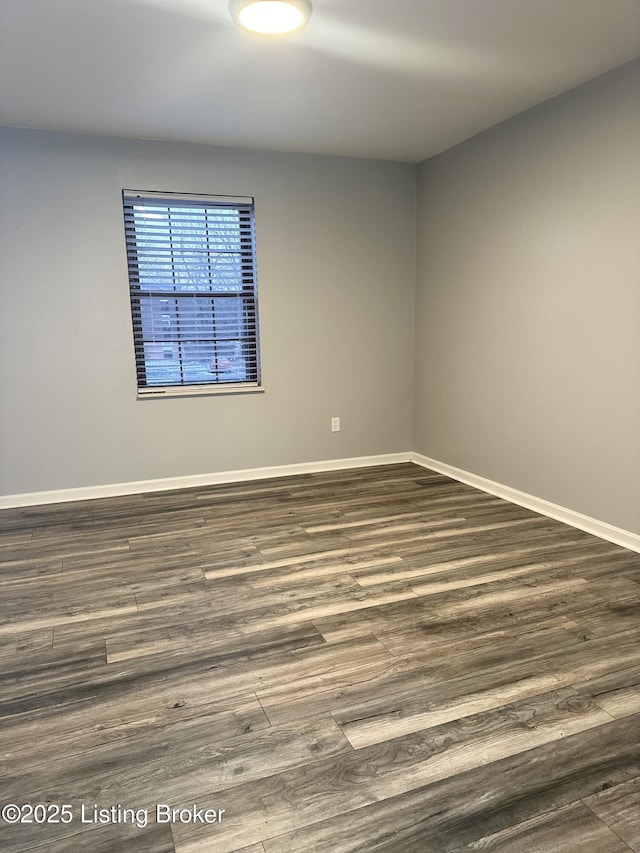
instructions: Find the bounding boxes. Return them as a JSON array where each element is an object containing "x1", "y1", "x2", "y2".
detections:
[{"x1": 122, "y1": 189, "x2": 263, "y2": 399}]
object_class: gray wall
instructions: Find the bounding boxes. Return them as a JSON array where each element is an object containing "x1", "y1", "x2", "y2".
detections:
[
  {"x1": 0, "y1": 131, "x2": 417, "y2": 494},
  {"x1": 2, "y1": 61, "x2": 639, "y2": 539},
  {"x1": 414, "y1": 61, "x2": 640, "y2": 534}
]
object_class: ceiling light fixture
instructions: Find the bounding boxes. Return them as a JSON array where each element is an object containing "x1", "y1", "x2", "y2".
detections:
[{"x1": 229, "y1": 0, "x2": 312, "y2": 35}]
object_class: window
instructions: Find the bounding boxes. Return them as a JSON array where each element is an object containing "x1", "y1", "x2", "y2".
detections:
[{"x1": 122, "y1": 190, "x2": 261, "y2": 396}]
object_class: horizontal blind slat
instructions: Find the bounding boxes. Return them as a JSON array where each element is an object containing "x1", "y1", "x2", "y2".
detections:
[{"x1": 123, "y1": 189, "x2": 260, "y2": 391}]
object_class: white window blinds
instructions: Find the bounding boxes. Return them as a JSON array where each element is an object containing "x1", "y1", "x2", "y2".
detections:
[{"x1": 122, "y1": 190, "x2": 261, "y2": 395}]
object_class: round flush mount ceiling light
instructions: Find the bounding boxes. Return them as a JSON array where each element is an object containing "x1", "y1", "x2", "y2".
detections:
[{"x1": 229, "y1": 0, "x2": 312, "y2": 34}]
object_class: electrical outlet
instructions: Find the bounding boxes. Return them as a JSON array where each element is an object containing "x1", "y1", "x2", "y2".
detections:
[{"x1": 331, "y1": 417, "x2": 340, "y2": 432}]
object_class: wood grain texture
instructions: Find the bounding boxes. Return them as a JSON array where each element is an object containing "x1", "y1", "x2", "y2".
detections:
[
  {"x1": 1, "y1": 463, "x2": 639, "y2": 852},
  {"x1": 22, "y1": 823, "x2": 175, "y2": 853},
  {"x1": 258, "y1": 714, "x2": 640, "y2": 853},
  {"x1": 583, "y1": 776, "x2": 640, "y2": 851},
  {"x1": 449, "y1": 802, "x2": 631, "y2": 852}
]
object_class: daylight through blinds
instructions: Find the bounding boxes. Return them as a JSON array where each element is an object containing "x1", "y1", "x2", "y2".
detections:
[{"x1": 123, "y1": 191, "x2": 260, "y2": 392}]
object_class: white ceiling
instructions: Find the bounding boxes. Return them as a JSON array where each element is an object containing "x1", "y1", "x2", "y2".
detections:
[{"x1": 1, "y1": 0, "x2": 639, "y2": 162}]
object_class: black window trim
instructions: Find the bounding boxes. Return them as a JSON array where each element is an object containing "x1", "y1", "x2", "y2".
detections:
[{"x1": 122, "y1": 189, "x2": 263, "y2": 399}]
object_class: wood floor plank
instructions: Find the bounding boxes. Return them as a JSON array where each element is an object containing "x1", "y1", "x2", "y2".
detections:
[
  {"x1": 575, "y1": 665, "x2": 640, "y2": 719},
  {"x1": 23, "y1": 823, "x2": 175, "y2": 853},
  {"x1": 171, "y1": 701, "x2": 632, "y2": 852},
  {"x1": 0, "y1": 689, "x2": 267, "y2": 769},
  {"x1": 259, "y1": 619, "x2": 585, "y2": 726},
  {"x1": 1, "y1": 716, "x2": 351, "y2": 810},
  {"x1": 259, "y1": 616, "x2": 640, "y2": 725},
  {"x1": 0, "y1": 600, "x2": 139, "y2": 636},
  {"x1": 1, "y1": 462, "x2": 639, "y2": 853},
  {"x1": 583, "y1": 776, "x2": 640, "y2": 851},
  {"x1": 0, "y1": 633, "x2": 392, "y2": 726},
  {"x1": 369, "y1": 613, "x2": 584, "y2": 659},
  {"x1": 104, "y1": 619, "x2": 326, "y2": 665},
  {"x1": 353, "y1": 546, "x2": 627, "y2": 591},
  {"x1": 449, "y1": 802, "x2": 631, "y2": 852},
  {"x1": 0, "y1": 628, "x2": 52, "y2": 659},
  {"x1": 202, "y1": 545, "x2": 400, "y2": 579},
  {"x1": 249, "y1": 555, "x2": 404, "y2": 586},
  {"x1": 333, "y1": 672, "x2": 583, "y2": 749},
  {"x1": 330, "y1": 620, "x2": 638, "y2": 748},
  {"x1": 256, "y1": 713, "x2": 640, "y2": 853}
]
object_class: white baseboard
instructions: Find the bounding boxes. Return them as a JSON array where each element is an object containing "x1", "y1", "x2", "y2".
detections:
[
  {"x1": 0, "y1": 452, "x2": 412, "y2": 509},
  {"x1": 4, "y1": 451, "x2": 639, "y2": 556},
  {"x1": 411, "y1": 452, "x2": 640, "y2": 554}
]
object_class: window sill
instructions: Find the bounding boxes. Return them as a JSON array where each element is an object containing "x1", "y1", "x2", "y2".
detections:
[{"x1": 137, "y1": 383, "x2": 264, "y2": 400}]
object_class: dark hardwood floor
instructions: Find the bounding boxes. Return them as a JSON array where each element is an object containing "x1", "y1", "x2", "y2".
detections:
[{"x1": 1, "y1": 463, "x2": 639, "y2": 852}]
